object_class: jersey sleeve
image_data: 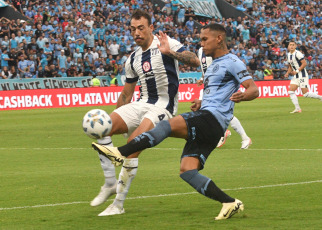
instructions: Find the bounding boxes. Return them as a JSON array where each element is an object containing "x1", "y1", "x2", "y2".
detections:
[
  {"x1": 168, "y1": 37, "x2": 185, "y2": 53},
  {"x1": 295, "y1": 51, "x2": 304, "y2": 61},
  {"x1": 229, "y1": 58, "x2": 253, "y2": 84},
  {"x1": 125, "y1": 54, "x2": 139, "y2": 83}
]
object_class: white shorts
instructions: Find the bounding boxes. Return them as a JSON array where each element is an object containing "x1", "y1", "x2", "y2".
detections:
[
  {"x1": 114, "y1": 102, "x2": 173, "y2": 135},
  {"x1": 290, "y1": 75, "x2": 309, "y2": 88}
]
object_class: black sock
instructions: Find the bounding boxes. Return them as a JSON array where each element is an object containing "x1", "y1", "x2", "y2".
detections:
[
  {"x1": 180, "y1": 169, "x2": 235, "y2": 203},
  {"x1": 119, "y1": 134, "x2": 152, "y2": 157},
  {"x1": 204, "y1": 180, "x2": 235, "y2": 203}
]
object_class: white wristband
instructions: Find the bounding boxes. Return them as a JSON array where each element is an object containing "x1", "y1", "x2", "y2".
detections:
[{"x1": 296, "y1": 70, "x2": 299, "y2": 73}]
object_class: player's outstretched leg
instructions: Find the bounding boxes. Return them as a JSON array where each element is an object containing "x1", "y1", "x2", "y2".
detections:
[
  {"x1": 180, "y1": 169, "x2": 244, "y2": 220},
  {"x1": 303, "y1": 92, "x2": 322, "y2": 101},
  {"x1": 98, "y1": 158, "x2": 138, "y2": 216},
  {"x1": 91, "y1": 136, "x2": 117, "y2": 206},
  {"x1": 93, "y1": 120, "x2": 172, "y2": 166},
  {"x1": 289, "y1": 91, "x2": 302, "y2": 113},
  {"x1": 230, "y1": 116, "x2": 252, "y2": 149}
]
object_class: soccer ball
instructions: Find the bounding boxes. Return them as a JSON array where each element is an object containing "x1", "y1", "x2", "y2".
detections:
[{"x1": 82, "y1": 109, "x2": 112, "y2": 139}]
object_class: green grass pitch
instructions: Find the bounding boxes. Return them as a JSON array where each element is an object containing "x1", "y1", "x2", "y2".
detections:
[{"x1": 0, "y1": 97, "x2": 321, "y2": 230}]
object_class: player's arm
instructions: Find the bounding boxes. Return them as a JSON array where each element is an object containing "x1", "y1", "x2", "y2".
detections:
[
  {"x1": 116, "y1": 81, "x2": 136, "y2": 108},
  {"x1": 230, "y1": 79, "x2": 259, "y2": 103},
  {"x1": 156, "y1": 31, "x2": 200, "y2": 67},
  {"x1": 296, "y1": 59, "x2": 307, "y2": 73},
  {"x1": 284, "y1": 64, "x2": 292, "y2": 78},
  {"x1": 167, "y1": 50, "x2": 200, "y2": 67},
  {"x1": 290, "y1": 52, "x2": 307, "y2": 75}
]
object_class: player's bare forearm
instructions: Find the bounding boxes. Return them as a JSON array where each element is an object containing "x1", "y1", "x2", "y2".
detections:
[
  {"x1": 116, "y1": 91, "x2": 132, "y2": 108},
  {"x1": 116, "y1": 82, "x2": 136, "y2": 108},
  {"x1": 286, "y1": 65, "x2": 292, "y2": 74},
  {"x1": 299, "y1": 59, "x2": 307, "y2": 71},
  {"x1": 230, "y1": 79, "x2": 259, "y2": 103},
  {"x1": 168, "y1": 50, "x2": 200, "y2": 67}
]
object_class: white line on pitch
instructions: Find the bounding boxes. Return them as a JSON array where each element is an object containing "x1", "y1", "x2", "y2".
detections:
[
  {"x1": 1, "y1": 180, "x2": 321, "y2": 211},
  {"x1": 0, "y1": 147, "x2": 321, "y2": 151}
]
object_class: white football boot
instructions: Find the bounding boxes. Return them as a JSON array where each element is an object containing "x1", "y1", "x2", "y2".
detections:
[
  {"x1": 92, "y1": 143, "x2": 125, "y2": 166},
  {"x1": 241, "y1": 138, "x2": 252, "y2": 149},
  {"x1": 217, "y1": 130, "x2": 231, "y2": 148},
  {"x1": 90, "y1": 183, "x2": 117, "y2": 207},
  {"x1": 290, "y1": 108, "x2": 302, "y2": 113},
  {"x1": 98, "y1": 204, "x2": 125, "y2": 216},
  {"x1": 215, "y1": 199, "x2": 244, "y2": 220}
]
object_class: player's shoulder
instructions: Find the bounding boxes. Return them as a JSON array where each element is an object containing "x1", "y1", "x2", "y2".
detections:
[
  {"x1": 223, "y1": 53, "x2": 247, "y2": 72},
  {"x1": 225, "y1": 53, "x2": 244, "y2": 65},
  {"x1": 125, "y1": 50, "x2": 137, "y2": 65},
  {"x1": 295, "y1": 50, "x2": 304, "y2": 56}
]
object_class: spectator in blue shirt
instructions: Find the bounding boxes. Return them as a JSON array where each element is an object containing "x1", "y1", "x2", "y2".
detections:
[
  {"x1": 58, "y1": 68, "x2": 68, "y2": 77},
  {"x1": 185, "y1": 17, "x2": 195, "y2": 33},
  {"x1": 1, "y1": 48, "x2": 11, "y2": 69},
  {"x1": 57, "y1": 50, "x2": 67, "y2": 70},
  {"x1": 10, "y1": 33, "x2": 18, "y2": 49},
  {"x1": 84, "y1": 30, "x2": 95, "y2": 48},
  {"x1": 76, "y1": 39, "x2": 85, "y2": 53},
  {"x1": 1, "y1": 36, "x2": 10, "y2": 50},
  {"x1": 22, "y1": 66, "x2": 33, "y2": 78},
  {"x1": 39, "y1": 55, "x2": 48, "y2": 70},
  {"x1": 18, "y1": 55, "x2": 30, "y2": 75}
]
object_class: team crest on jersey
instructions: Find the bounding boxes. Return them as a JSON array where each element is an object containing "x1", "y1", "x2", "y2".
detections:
[
  {"x1": 213, "y1": 64, "x2": 219, "y2": 73},
  {"x1": 142, "y1": 61, "x2": 151, "y2": 72},
  {"x1": 202, "y1": 57, "x2": 206, "y2": 63}
]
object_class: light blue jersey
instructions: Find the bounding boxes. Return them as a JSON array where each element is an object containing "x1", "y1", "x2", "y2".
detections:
[{"x1": 201, "y1": 53, "x2": 252, "y2": 131}]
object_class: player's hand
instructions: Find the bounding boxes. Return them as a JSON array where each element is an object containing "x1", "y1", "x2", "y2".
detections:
[
  {"x1": 156, "y1": 31, "x2": 170, "y2": 55},
  {"x1": 196, "y1": 79, "x2": 203, "y2": 86},
  {"x1": 290, "y1": 71, "x2": 297, "y2": 75},
  {"x1": 230, "y1": 91, "x2": 244, "y2": 103},
  {"x1": 284, "y1": 73, "x2": 289, "y2": 78},
  {"x1": 190, "y1": 99, "x2": 201, "y2": 111}
]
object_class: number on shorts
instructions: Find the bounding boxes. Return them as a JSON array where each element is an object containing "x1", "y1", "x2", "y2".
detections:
[{"x1": 158, "y1": 114, "x2": 165, "y2": 121}]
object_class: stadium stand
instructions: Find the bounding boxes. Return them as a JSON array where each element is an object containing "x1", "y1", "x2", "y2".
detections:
[{"x1": 0, "y1": 0, "x2": 321, "y2": 82}]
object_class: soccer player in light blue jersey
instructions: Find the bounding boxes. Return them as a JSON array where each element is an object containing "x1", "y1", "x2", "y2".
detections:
[
  {"x1": 197, "y1": 47, "x2": 252, "y2": 149},
  {"x1": 93, "y1": 23, "x2": 259, "y2": 220}
]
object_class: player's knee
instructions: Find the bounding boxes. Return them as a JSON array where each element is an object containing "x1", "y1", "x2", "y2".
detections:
[
  {"x1": 179, "y1": 167, "x2": 189, "y2": 175},
  {"x1": 288, "y1": 91, "x2": 295, "y2": 95}
]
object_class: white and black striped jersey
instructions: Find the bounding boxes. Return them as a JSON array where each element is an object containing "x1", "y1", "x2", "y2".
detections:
[
  {"x1": 198, "y1": 47, "x2": 213, "y2": 76},
  {"x1": 125, "y1": 35, "x2": 185, "y2": 115},
  {"x1": 287, "y1": 50, "x2": 308, "y2": 78}
]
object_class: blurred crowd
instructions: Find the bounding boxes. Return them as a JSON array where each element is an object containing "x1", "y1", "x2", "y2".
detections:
[{"x1": 0, "y1": 0, "x2": 321, "y2": 81}]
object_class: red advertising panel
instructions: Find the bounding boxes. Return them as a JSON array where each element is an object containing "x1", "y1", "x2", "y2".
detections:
[{"x1": 1, "y1": 79, "x2": 322, "y2": 110}]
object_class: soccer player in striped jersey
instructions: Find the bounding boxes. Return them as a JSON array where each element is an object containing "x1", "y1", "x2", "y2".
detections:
[
  {"x1": 197, "y1": 47, "x2": 252, "y2": 149},
  {"x1": 285, "y1": 41, "x2": 322, "y2": 113},
  {"x1": 93, "y1": 23, "x2": 259, "y2": 220},
  {"x1": 91, "y1": 9, "x2": 200, "y2": 216}
]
